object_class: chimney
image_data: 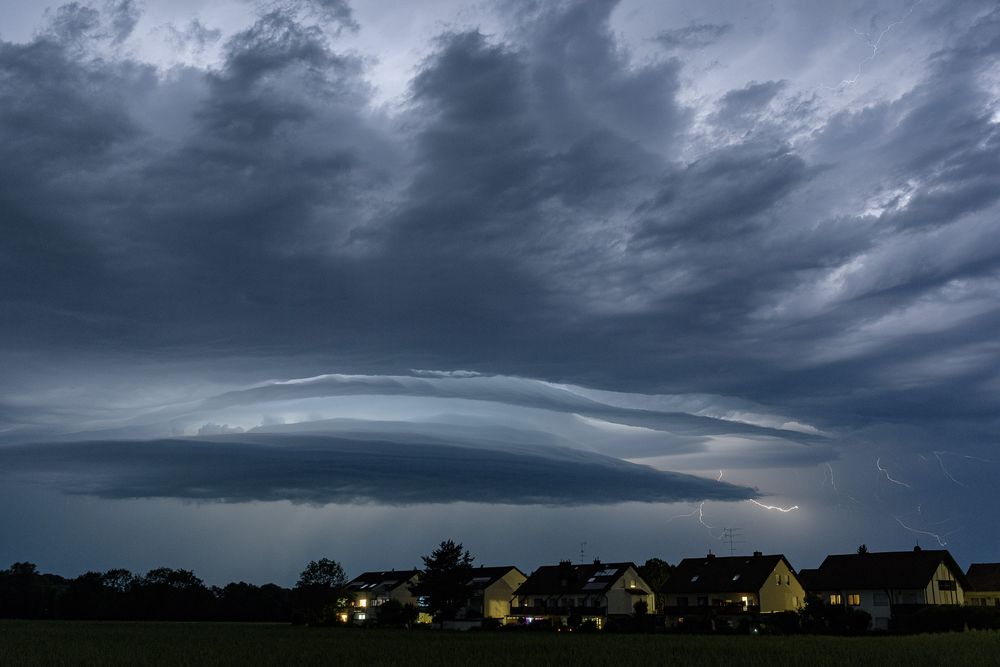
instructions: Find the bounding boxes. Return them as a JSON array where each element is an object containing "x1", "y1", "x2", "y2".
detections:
[
  {"x1": 914, "y1": 546, "x2": 922, "y2": 552},
  {"x1": 593, "y1": 558, "x2": 602, "y2": 566},
  {"x1": 753, "y1": 551, "x2": 762, "y2": 557},
  {"x1": 707, "y1": 552, "x2": 716, "y2": 560}
]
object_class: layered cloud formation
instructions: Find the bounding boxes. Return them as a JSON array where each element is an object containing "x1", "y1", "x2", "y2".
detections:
[{"x1": 1, "y1": 0, "x2": 999, "y2": 576}]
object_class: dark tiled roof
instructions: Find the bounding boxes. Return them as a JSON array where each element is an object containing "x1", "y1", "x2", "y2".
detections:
[
  {"x1": 797, "y1": 568, "x2": 820, "y2": 591},
  {"x1": 345, "y1": 570, "x2": 420, "y2": 593},
  {"x1": 467, "y1": 566, "x2": 527, "y2": 591},
  {"x1": 514, "y1": 561, "x2": 640, "y2": 596},
  {"x1": 805, "y1": 549, "x2": 968, "y2": 591},
  {"x1": 660, "y1": 554, "x2": 792, "y2": 594},
  {"x1": 966, "y1": 563, "x2": 1000, "y2": 592}
]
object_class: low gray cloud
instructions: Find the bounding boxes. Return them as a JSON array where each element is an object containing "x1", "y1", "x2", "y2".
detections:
[{"x1": 0, "y1": 435, "x2": 757, "y2": 505}]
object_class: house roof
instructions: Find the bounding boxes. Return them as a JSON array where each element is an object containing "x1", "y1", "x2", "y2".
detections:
[
  {"x1": 466, "y1": 566, "x2": 526, "y2": 591},
  {"x1": 345, "y1": 570, "x2": 420, "y2": 594},
  {"x1": 804, "y1": 548, "x2": 968, "y2": 591},
  {"x1": 514, "y1": 561, "x2": 645, "y2": 597},
  {"x1": 660, "y1": 553, "x2": 792, "y2": 594},
  {"x1": 797, "y1": 568, "x2": 820, "y2": 591},
  {"x1": 966, "y1": 563, "x2": 1000, "y2": 592}
]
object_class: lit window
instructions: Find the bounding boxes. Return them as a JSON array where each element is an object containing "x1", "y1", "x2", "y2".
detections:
[
  {"x1": 359, "y1": 598, "x2": 367, "y2": 608},
  {"x1": 792, "y1": 596, "x2": 798, "y2": 608},
  {"x1": 848, "y1": 594, "x2": 860, "y2": 606},
  {"x1": 829, "y1": 594, "x2": 842, "y2": 605},
  {"x1": 784, "y1": 575, "x2": 790, "y2": 585},
  {"x1": 629, "y1": 579, "x2": 637, "y2": 589}
]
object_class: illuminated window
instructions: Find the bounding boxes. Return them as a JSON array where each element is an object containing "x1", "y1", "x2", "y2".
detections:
[
  {"x1": 358, "y1": 598, "x2": 367, "y2": 608},
  {"x1": 792, "y1": 596, "x2": 798, "y2": 608},
  {"x1": 356, "y1": 613, "x2": 366, "y2": 620},
  {"x1": 629, "y1": 579, "x2": 637, "y2": 589},
  {"x1": 784, "y1": 575, "x2": 790, "y2": 585},
  {"x1": 848, "y1": 594, "x2": 861, "y2": 606},
  {"x1": 829, "y1": 594, "x2": 842, "y2": 605}
]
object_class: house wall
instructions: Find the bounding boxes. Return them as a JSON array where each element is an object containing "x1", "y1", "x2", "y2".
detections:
[
  {"x1": 758, "y1": 560, "x2": 805, "y2": 613},
  {"x1": 483, "y1": 569, "x2": 527, "y2": 618},
  {"x1": 660, "y1": 592, "x2": 758, "y2": 608},
  {"x1": 923, "y1": 562, "x2": 964, "y2": 605},
  {"x1": 966, "y1": 591, "x2": 1000, "y2": 606},
  {"x1": 604, "y1": 566, "x2": 655, "y2": 615}
]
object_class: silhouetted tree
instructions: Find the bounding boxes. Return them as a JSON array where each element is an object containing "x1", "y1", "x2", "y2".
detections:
[
  {"x1": 292, "y1": 558, "x2": 349, "y2": 625},
  {"x1": 638, "y1": 558, "x2": 672, "y2": 591},
  {"x1": 132, "y1": 567, "x2": 215, "y2": 620},
  {"x1": 413, "y1": 539, "x2": 475, "y2": 626},
  {"x1": 857, "y1": 544, "x2": 869, "y2": 554},
  {"x1": 376, "y1": 598, "x2": 420, "y2": 628}
]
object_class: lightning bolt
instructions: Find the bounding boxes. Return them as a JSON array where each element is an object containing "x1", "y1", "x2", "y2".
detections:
[
  {"x1": 697, "y1": 501, "x2": 725, "y2": 540},
  {"x1": 933, "y1": 451, "x2": 968, "y2": 488},
  {"x1": 876, "y1": 457, "x2": 912, "y2": 488},
  {"x1": 665, "y1": 506, "x2": 700, "y2": 523},
  {"x1": 894, "y1": 516, "x2": 948, "y2": 547},
  {"x1": 827, "y1": 0, "x2": 922, "y2": 90},
  {"x1": 749, "y1": 499, "x2": 799, "y2": 513}
]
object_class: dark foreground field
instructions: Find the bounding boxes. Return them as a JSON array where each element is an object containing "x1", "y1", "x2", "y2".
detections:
[{"x1": 2, "y1": 622, "x2": 999, "y2": 666}]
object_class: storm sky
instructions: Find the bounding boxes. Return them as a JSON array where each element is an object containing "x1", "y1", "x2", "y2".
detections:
[{"x1": 1, "y1": 0, "x2": 999, "y2": 586}]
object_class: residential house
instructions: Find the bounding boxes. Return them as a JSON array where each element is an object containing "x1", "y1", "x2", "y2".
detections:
[
  {"x1": 659, "y1": 551, "x2": 804, "y2": 627},
  {"x1": 965, "y1": 563, "x2": 1000, "y2": 607},
  {"x1": 800, "y1": 547, "x2": 967, "y2": 630},
  {"x1": 343, "y1": 569, "x2": 423, "y2": 623},
  {"x1": 465, "y1": 566, "x2": 528, "y2": 620},
  {"x1": 508, "y1": 560, "x2": 654, "y2": 629}
]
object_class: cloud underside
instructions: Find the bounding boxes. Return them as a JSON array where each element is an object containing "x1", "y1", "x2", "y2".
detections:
[
  {"x1": 0, "y1": 435, "x2": 756, "y2": 505},
  {"x1": 0, "y1": 0, "x2": 998, "y2": 512}
]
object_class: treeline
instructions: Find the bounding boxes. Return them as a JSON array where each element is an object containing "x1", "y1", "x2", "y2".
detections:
[{"x1": 0, "y1": 560, "x2": 345, "y2": 623}]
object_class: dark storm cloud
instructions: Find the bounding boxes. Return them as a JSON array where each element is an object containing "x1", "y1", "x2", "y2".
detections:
[
  {"x1": 0, "y1": 436, "x2": 757, "y2": 505},
  {"x1": 711, "y1": 80, "x2": 787, "y2": 130},
  {"x1": 655, "y1": 21, "x2": 732, "y2": 50},
  {"x1": 0, "y1": 0, "x2": 998, "y2": 515}
]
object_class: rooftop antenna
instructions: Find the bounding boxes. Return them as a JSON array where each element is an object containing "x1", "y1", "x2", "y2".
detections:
[
  {"x1": 722, "y1": 528, "x2": 745, "y2": 556},
  {"x1": 579, "y1": 541, "x2": 588, "y2": 564}
]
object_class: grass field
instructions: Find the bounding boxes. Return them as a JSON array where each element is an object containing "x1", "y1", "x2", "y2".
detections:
[{"x1": 2, "y1": 621, "x2": 999, "y2": 666}]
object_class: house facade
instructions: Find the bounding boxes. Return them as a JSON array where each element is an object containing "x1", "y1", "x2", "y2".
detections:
[
  {"x1": 465, "y1": 566, "x2": 528, "y2": 620},
  {"x1": 659, "y1": 552, "x2": 805, "y2": 625},
  {"x1": 801, "y1": 547, "x2": 967, "y2": 630},
  {"x1": 507, "y1": 560, "x2": 654, "y2": 629},
  {"x1": 965, "y1": 563, "x2": 1000, "y2": 607},
  {"x1": 343, "y1": 569, "x2": 423, "y2": 623}
]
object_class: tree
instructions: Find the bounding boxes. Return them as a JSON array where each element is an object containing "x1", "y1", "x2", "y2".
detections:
[
  {"x1": 638, "y1": 558, "x2": 673, "y2": 592},
  {"x1": 296, "y1": 559, "x2": 347, "y2": 589},
  {"x1": 292, "y1": 558, "x2": 349, "y2": 625},
  {"x1": 413, "y1": 539, "x2": 475, "y2": 626},
  {"x1": 857, "y1": 544, "x2": 869, "y2": 554}
]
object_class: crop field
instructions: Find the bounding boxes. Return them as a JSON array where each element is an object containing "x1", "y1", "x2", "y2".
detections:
[{"x1": 2, "y1": 621, "x2": 999, "y2": 667}]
